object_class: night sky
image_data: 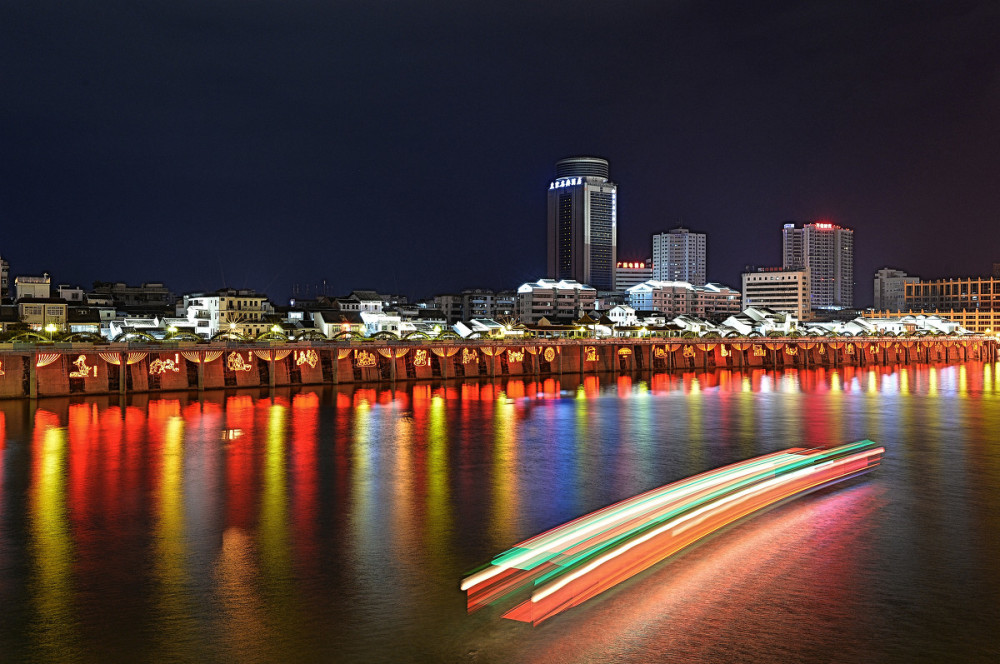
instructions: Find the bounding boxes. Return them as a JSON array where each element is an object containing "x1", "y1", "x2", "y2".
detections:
[{"x1": 3, "y1": 1, "x2": 998, "y2": 305}]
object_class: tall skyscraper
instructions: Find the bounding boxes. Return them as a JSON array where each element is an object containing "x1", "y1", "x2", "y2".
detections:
[
  {"x1": 652, "y1": 227, "x2": 707, "y2": 286},
  {"x1": 546, "y1": 156, "x2": 617, "y2": 290},
  {"x1": 782, "y1": 221, "x2": 854, "y2": 309}
]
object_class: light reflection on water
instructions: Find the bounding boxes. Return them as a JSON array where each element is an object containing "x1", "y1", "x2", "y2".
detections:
[{"x1": 1, "y1": 362, "x2": 999, "y2": 662}]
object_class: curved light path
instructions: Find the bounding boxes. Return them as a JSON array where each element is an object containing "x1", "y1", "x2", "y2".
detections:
[{"x1": 462, "y1": 440, "x2": 884, "y2": 625}]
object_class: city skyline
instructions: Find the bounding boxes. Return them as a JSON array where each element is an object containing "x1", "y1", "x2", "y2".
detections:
[{"x1": 3, "y1": 2, "x2": 998, "y2": 303}]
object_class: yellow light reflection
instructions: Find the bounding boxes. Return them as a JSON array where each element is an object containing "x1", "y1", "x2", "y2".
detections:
[
  {"x1": 426, "y1": 396, "x2": 452, "y2": 564},
  {"x1": 153, "y1": 415, "x2": 196, "y2": 657},
  {"x1": 492, "y1": 397, "x2": 519, "y2": 545},
  {"x1": 29, "y1": 424, "x2": 81, "y2": 659}
]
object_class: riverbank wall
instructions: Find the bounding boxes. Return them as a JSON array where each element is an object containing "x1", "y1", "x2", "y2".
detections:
[{"x1": 0, "y1": 337, "x2": 995, "y2": 399}]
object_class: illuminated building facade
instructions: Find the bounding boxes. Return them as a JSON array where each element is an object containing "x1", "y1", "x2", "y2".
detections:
[
  {"x1": 741, "y1": 268, "x2": 811, "y2": 320},
  {"x1": 782, "y1": 222, "x2": 854, "y2": 309},
  {"x1": 614, "y1": 260, "x2": 652, "y2": 290},
  {"x1": 516, "y1": 279, "x2": 597, "y2": 324},
  {"x1": 874, "y1": 268, "x2": 919, "y2": 312},
  {"x1": 546, "y1": 156, "x2": 617, "y2": 290},
  {"x1": 652, "y1": 228, "x2": 706, "y2": 286},
  {"x1": 182, "y1": 289, "x2": 274, "y2": 338}
]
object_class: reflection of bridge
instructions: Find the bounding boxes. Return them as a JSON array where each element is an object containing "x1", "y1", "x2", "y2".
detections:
[
  {"x1": 0, "y1": 337, "x2": 994, "y2": 399},
  {"x1": 462, "y1": 441, "x2": 885, "y2": 625}
]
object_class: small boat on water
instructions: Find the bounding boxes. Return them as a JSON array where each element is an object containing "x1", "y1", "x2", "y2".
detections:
[{"x1": 461, "y1": 440, "x2": 884, "y2": 625}]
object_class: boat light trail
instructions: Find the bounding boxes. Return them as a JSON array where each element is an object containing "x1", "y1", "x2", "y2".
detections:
[{"x1": 461, "y1": 440, "x2": 883, "y2": 625}]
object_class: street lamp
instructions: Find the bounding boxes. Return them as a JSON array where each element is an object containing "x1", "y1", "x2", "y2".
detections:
[{"x1": 45, "y1": 323, "x2": 58, "y2": 341}]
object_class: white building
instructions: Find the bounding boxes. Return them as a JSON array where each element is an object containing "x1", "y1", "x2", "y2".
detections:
[
  {"x1": 873, "y1": 267, "x2": 919, "y2": 312},
  {"x1": 516, "y1": 278, "x2": 597, "y2": 324},
  {"x1": 652, "y1": 228, "x2": 706, "y2": 286},
  {"x1": 614, "y1": 260, "x2": 652, "y2": 290},
  {"x1": 626, "y1": 280, "x2": 741, "y2": 319},
  {"x1": 546, "y1": 157, "x2": 617, "y2": 291},
  {"x1": 742, "y1": 269, "x2": 812, "y2": 320},
  {"x1": 606, "y1": 304, "x2": 638, "y2": 327},
  {"x1": 183, "y1": 289, "x2": 274, "y2": 338},
  {"x1": 782, "y1": 221, "x2": 854, "y2": 309},
  {"x1": 361, "y1": 310, "x2": 402, "y2": 336},
  {"x1": 14, "y1": 274, "x2": 51, "y2": 300}
]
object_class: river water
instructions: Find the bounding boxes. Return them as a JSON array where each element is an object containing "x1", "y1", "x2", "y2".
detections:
[{"x1": 1, "y1": 362, "x2": 999, "y2": 663}]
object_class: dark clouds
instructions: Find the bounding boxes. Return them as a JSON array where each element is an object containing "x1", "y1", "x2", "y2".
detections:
[{"x1": 2, "y1": 1, "x2": 998, "y2": 303}]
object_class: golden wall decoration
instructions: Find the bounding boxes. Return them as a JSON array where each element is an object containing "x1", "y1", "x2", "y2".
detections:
[
  {"x1": 682, "y1": 345, "x2": 696, "y2": 358},
  {"x1": 70, "y1": 355, "x2": 97, "y2": 378},
  {"x1": 227, "y1": 352, "x2": 253, "y2": 372},
  {"x1": 585, "y1": 346, "x2": 597, "y2": 362},
  {"x1": 463, "y1": 348, "x2": 478, "y2": 364},
  {"x1": 507, "y1": 349, "x2": 524, "y2": 363},
  {"x1": 543, "y1": 347, "x2": 556, "y2": 363},
  {"x1": 354, "y1": 349, "x2": 377, "y2": 368},
  {"x1": 413, "y1": 349, "x2": 430, "y2": 367},
  {"x1": 149, "y1": 354, "x2": 180, "y2": 374},
  {"x1": 295, "y1": 349, "x2": 318, "y2": 368}
]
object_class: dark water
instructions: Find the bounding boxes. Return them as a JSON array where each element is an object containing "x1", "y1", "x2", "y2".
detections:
[{"x1": 1, "y1": 363, "x2": 999, "y2": 663}]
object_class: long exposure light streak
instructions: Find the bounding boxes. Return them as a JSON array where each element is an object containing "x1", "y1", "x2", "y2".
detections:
[{"x1": 462, "y1": 441, "x2": 884, "y2": 625}]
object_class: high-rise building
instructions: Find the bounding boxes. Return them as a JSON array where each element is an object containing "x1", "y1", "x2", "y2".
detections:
[
  {"x1": 652, "y1": 227, "x2": 706, "y2": 286},
  {"x1": 874, "y1": 268, "x2": 919, "y2": 312},
  {"x1": 546, "y1": 156, "x2": 617, "y2": 290},
  {"x1": 782, "y1": 222, "x2": 854, "y2": 309}
]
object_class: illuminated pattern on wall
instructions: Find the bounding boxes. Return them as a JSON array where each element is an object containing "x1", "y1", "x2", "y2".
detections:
[
  {"x1": 785, "y1": 346, "x2": 798, "y2": 355},
  {"x1": 413, "y1": 349, "x2": 430, "y2": 367},
  {"x1": 845, "y1": 343, "x2": 855, "y2": 355},
  {"x1": 69, "y1": 355, "x2": 97, "y2": 378},
  {"x1": 682, "y1": 345, "x2": 696, "y2": 358},
  {"x1": 463, "y1": 348, "x2": 479, "y2": 364},
  {"x1": 720, "y1": 345, "x2": 731, "y2": 357},
  {"x1": 295, "y1": 349, "x2": 318, "y2": 368},
  {"x1": 337, "y1": 349, "x2": 353, "y2": 360},
  {"x1": 376, "y1": 348, "x2": 393, "y2": 359},
  {"x1": 126, "y1": 352, "x2": 148, "y2": 365},
  {"x1": 753, "y1": 346, "x2": 767, "y2": 357},
  {"x1": 149, "y1": 355, "x2": 180, "y2": 374},
  {"x1": 394, "y1": 348, "x2": 409, "y2": 358},
  {"x1": 35, "y1": 353, "x2": 60, "y2": 368},
  {"x1": 0, "y1": 360, "x2": 4, "y2": 375},
  {"x1": 507, "y1": 349, "x2": 524, "y2": 363},
  {"x1": 227, "y1": 352, "x2": 253, "y2": 372},
  {"x1": 354, "y1": 350, "x2": 377, "y2": 368},
  {"x1": 99, "y1": 352, "x2": 121, "y2": 366},
  {"x1": 462, "y1": 441, "x2": 884, "y2": 625},
  {"x1": 180, "y1": 351, "x2": 223, "y2": 364},
  {"x1": 482, "y1": 347, "x2": 505, "y2": 357},
  {"x1": 618, "y1": 347, "x2": 632, "y2": 356},
  {"x1": 818, "y1": 345, "x2": 827, "y2": 355},
  {"x1": 585, "y1": 346, "x2": 597, "y2": 362},
  {"x1": 653, "y1": 346, "x2": 668, "y2": 359},
  {"x1": 543, "y1": 347, "x2": 556, "y2": 363}
]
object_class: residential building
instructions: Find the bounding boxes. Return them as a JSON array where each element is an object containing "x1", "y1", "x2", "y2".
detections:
[
  {"x1": 90, "y1": 281, "x2": 174, "y2": 311},
  {"x1": 57, "y1": 284, "x2": 86, "y2": 303},
  {"x1": 626, "y1": 280, "x2": 696, "y2": 317},
  {"x1": 741, "y1": 268, "x2": 812, "y2": 320},
  {"x1": 615, "y1": 260, "x2": 653, "y2": 290},
  {"x1": 14, "y1": 274, "x2": 51, "y2": 300},
  {"x1": 546, "y1": 156, "x2": 617, "y2": 290},
  {"x1": 182, "y1": 289, "x2": 274, "y2": 338},
  {"x1": 652, "y1": 228, "x2": 706, "y2": 286},
  {"x1": 433, "y1": 293, "x2": 463, "y2": 324},
  {"x1": 625, "y1": 280, "x2": 741, "y2": 320},
  {"x1": 18, "y1": 297, "x2": 68, "y2": 331},
  {"x1": 782, "y1": 222, "x2": 854, "y2": 309},
  {"x1": 0, "y1": 255, "x2": 9, "y2": 299},
  {"x1": 313, "y1": 310, "x2": 365, "y2": 337},
  {"x1": 516, "y1": 278, "x2": 597, "y2": 324},
  {"x1": 873, "y1": 268, "x2": 919, "y2": 312}
]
